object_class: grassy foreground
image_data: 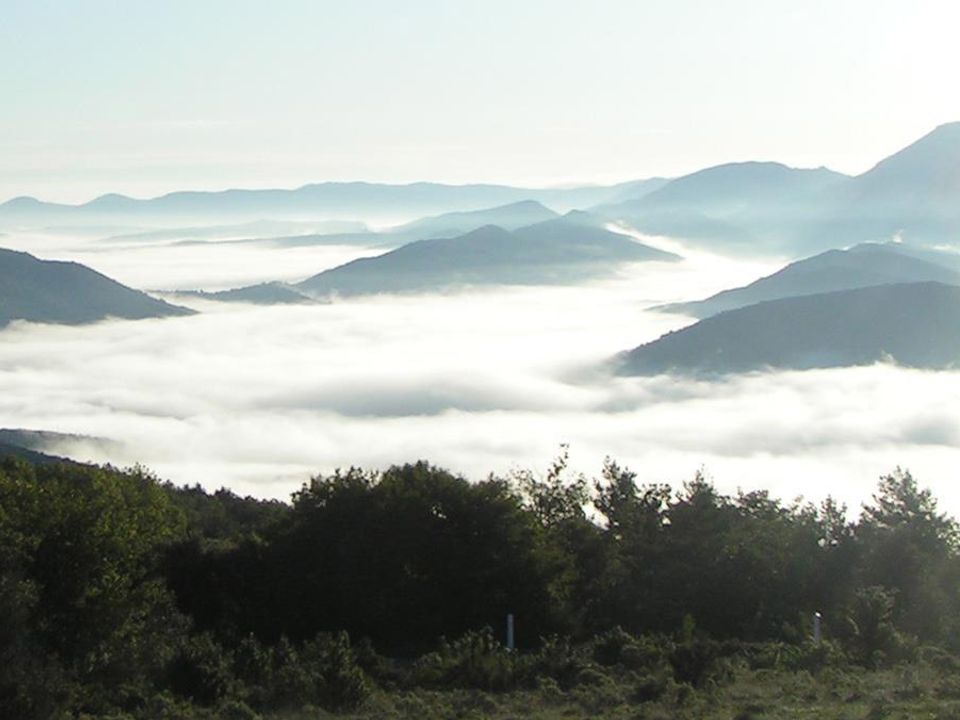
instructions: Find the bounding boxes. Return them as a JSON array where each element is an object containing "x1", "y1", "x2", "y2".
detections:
[
  {"x1": 334, "y1": 666, "x2": 960, "y2": 720},
  {"x1": 113, "y1": 639, "x2": 960, "y2": 720}
]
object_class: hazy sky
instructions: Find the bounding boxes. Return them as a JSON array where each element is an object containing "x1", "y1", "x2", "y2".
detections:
[{"x1": 3, "y1": 0, "x2": 960, "y2": 202}]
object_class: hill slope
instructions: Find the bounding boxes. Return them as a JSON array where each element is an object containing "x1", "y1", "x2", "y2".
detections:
[
  {"x1": 620, "y1": 282, "x2": 960, "y2": 375},
  {"x1": 598, "y1": 162, "x2": 848, "y2": 254},
  {"x1": 0, "y1": 247, "x2": 193, "y2": 327},
  {"x1": 296, "y1": 214, "x2": 679, "y2": 297},
  {"x1": 802, "y1": 122, "x2": 960, "y2": 248},
  {"x1": 175, "y1": 282, "x2": 313, "y2": 305},
  {"x1": 661, "y1": 243, "x2": 960, "y2": 318}
]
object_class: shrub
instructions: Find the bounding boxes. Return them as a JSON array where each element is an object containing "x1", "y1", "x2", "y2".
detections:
[
  {"x1": 165, "y1": 634, "x2": 232, "y2": 707},
  {"x1": 413, "y1": 628, "x2": 517, "y2": 692}
]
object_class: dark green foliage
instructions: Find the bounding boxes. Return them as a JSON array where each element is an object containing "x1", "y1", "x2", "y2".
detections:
[
  {"x1": 229, "y1": 632, "x2": 370, "y2": 713},
  {"x1": 8, "y1": 454, "x2": 960, "y2": 718},
  {"x1": 413, "y1": 628, "x2": 518, "y2": 692},
  {"x1": 162, "y1": 483, "x2": 290, "y2": 543},
  {"x1": 166, "y1": 634, "x2": 233, "y2": 706},
  {"x1": 857, "y1": 469, "x2": 958, "y2": 643},
  {"x1": 0, "y1": 458, "x2": 189, "y2": 716},
  {"x1": 244, "y1": 462, "x2": 557, "y2": 653}
]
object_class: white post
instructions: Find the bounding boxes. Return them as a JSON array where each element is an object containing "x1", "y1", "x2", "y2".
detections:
[
  {"x1": 506, "y1": 613, "x2": 515, "y2": 651},
  {"x1": 813, "y1": 612, "x2": 822, "y2": 646}
]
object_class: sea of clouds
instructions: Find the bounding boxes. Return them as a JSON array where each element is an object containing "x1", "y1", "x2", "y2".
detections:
[{"x1": 2, "y1": 228, "x2": 959, "y2": 514}]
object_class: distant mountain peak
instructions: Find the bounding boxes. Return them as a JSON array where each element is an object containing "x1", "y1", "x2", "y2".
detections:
[
  {"x1": 2, "y1": 195, "x2": 43, "y2": 206},
  {"x1": 932, "y1": 120, "x2": 960, "y2": 135},
  {"x1": 860, "y1": 121, "x2": 960, "y2": 180},
  {"x1": 462, "y1": 224, "x2": 513, "y2": 238},
  {"x1": 84, "y1": 192, "x2": 138, "y2": 209}
]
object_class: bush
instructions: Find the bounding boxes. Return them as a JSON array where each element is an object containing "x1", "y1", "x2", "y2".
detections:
[
  {"x1": 413, "y1": 628, "x2": 517, "y2": 692},
  {"x1": 264, "y1": 632, "x2": 369, "y2": 712},
  {"x1": 669, "y1": 639, "x2": 722, "y2": 687},
  {"x1": 591, "y1": 627, "x2": 670, "y2": 674},
  {"x1": 633, "y1": 673, "x2": 669, "y2": 703},
  {"x1": 526, "y1": 635, "x2": 590, "y2": 690},
  {"x1": 165, "y1": 634, "x2": 232, "y2": 707},
  {"x1": 305, "y1": 632, "x2": 369, "y2": 711}
]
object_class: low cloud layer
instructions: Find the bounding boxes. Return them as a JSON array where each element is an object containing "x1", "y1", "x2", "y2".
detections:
[{"x1": 2, "y1": 230, "x2": 958, "y2": 514}]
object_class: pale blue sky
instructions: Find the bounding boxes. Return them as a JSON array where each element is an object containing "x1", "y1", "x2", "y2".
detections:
[{"x1": 3, "y1": 0, "x2": 959, "y2": 202}]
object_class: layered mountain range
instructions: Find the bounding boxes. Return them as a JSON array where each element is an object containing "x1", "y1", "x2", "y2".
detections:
[
  {"x1": 5, "y1": 122, "x2": 959, "y2": 259},
  {"x1": 619, "y1": 282, "x2": 960, "y2": 375}
]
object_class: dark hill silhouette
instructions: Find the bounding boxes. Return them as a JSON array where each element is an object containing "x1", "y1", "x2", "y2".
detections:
[
  {"x1": 619, "y1": 282, "x2": 960, "y2": 375},
  {"x1": 296, "y1": 213, "x2": 679, "y2": 297},
  {"x1": 660, "y1": 243, "x2": 960, "y2": 318},
  {"x1": 0, "y1": 428, "x2": 119, "y2": 464},
  {"x1": 0, "y1": 247, "x2": 193, "y2": 327},
  {"x1": 0, "y1": 441, "x2": 72, "y2": 465},
  {"x1": 175, "y1": 282, "x2": 313, "y2": 305}
]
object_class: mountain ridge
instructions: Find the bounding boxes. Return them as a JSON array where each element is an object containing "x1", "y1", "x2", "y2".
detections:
[
  {"x1": 291, "y1": 213, "x2": 680, "y2": 297},
  {"x1": 620, "y1": 282, "x2": 960, "y2": 375},
  {"x1": 659, "y1": 243, "x2": 960, "y2": 318}
]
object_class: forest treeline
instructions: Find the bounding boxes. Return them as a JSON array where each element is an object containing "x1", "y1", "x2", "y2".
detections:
[{"x1": 2, "y1": 451, "x2": 960, "y2": 719}]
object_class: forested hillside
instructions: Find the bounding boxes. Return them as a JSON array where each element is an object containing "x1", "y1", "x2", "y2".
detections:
[{"x1": 3, "y1": 453, "x2": 960, "y2": 718}]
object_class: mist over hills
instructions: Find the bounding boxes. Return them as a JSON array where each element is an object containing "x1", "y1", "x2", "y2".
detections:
[
  {"x1": 620, "y1": 282, "x2": 960, "y2": 375},
  {"x1": 802, "y1": 122, "x2": 960, "y2": 248},
  {"x1": 295, "y1": 213, "x2": 679, "y2": 297},
  {"x1": 387, "y1": 200, "x2": 559, "y2": 238},
  {"x1": 0, "y1": 440, "x2": 70, "y2": 465},
  {"x1": 4, "y1": 123, "x2": 959, "y2": 264},
  {"x1": 0, "y1": 179, "x2": 667, "y2": 228},
  {"x1": 104, "y1": 219, "x2": 369, "y2": 244},
  {"x1": 0, "y1": 428, "x2": 120, "y2": 464},
  {"x1": 0, "y1": 247, "x2": 193, "y2": 327},
  {"x1": 661, "y1": 243, "x2": 960, "y2": 318},
  {"x1": 175, "y1": 282, "x2": 313, "y2": 305},
  {"x1": 593, "y1": 122, "x2": 960, "y2": 255},
  {"x1": 606, "y1": 161, "x2": 845, "y2": 216},
  {"x1": 193, "y1": 201, "x2": 572, "y2": 253},
  {"x1": 597, "y1": 162, "x2": 849, "y2": 254}
]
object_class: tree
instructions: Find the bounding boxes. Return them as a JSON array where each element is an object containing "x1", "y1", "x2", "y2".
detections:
[
  {"x1": 0, "y1": 458, "x2": 188, "y2": 700},
  {"x1": 857, "y1": 469, "x2": 958, "y2": 640},
  {"x1": 184, "y1": 462, "x2": 559, "y2": 654}
]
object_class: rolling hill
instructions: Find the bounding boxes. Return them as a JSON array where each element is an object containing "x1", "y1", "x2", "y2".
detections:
[
  {"x1": 0, "y1": 247, "x2": 194, "y2": 327},
  {"x1": 660, "y1": 243, "x2": 960, "y2": 318},
  {"x1": 598, "y1": 162, "x2": 849, "y2": 254},
  {"x1": 296, "y1": 213, "x2": 679, "y2": 297},
  {"x1": 619, "y1": 282, "x2": 960, "y2": 375},
  {"x1": 175, "y1": 282, "x2": 313, "y2": 305}
]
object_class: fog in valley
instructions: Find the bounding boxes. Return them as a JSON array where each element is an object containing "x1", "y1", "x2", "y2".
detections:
[{"x1": 3, "y1": 222, "x2": 957, "y2": 514}]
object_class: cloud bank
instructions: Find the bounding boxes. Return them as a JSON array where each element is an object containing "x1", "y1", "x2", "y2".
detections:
[{"x1": 1, "y1": 230, "x2": 958, "y2": 514}]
